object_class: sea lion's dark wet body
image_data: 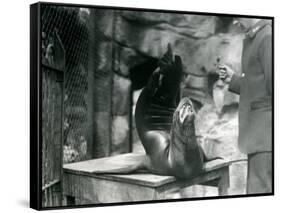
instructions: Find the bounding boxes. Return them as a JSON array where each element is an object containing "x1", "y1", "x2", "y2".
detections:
[
  {"x1": 135, "y1": 53, "x2": 206, "y2": 178},
  {"x1": 96, "y1": 47, "x2": 215, "y2": 178}
]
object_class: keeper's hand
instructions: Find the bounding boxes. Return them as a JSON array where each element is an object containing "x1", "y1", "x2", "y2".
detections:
[{"x1": 217, "y1": 64, "x2": 235, "y2": 84}]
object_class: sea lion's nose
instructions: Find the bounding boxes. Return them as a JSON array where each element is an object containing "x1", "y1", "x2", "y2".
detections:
[{"x1": 186, "y1": 104, "x2": 192, "y2": 113}]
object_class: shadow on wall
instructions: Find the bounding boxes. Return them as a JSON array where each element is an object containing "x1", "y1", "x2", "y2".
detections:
[{"x1": 130, "y1": 57, "x2": 159, "y2": 90}]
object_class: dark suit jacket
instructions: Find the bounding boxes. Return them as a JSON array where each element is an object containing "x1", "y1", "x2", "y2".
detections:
[{"x1": 229, "y1": 20, "x2": 272, "y2": 154}]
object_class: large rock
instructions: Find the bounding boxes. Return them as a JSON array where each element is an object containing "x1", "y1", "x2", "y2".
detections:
[
  {"x1": 105, "y1": 11, "x2": 243, "y2": 106},
  {"x1": 194, "y1": 103, "x2": 247, "y2": 195},
  {"x1": 111, "y1": 116, "x2": 130, "y2": 155},
  {"x1": 191, "y1": 34, "x2": 243, "y2": 74},
  {"x1": 112, "y1": 75, "x2": 131, "y2": 115},
  {"x1": 116, "y1": 12, "x2": 217, "y2": 55},
  {"x1": 114, "y1": 12, "x2": 218, "y2": 71},
  {"x1": 118, "y1": 46, "x2": 149, "y2": 78},
  {"x1": 95, "y1": 9, "x2": 115, "y2": 40},
  {"x1": 111, "y1": 75, "x2": 131, "y2": 154},
  {"x1": 182, "y1": 74, "x2": 210, "y2": 103},
  {"x1": 113, "y1": 12, "x2": 243, "y2": 72}
]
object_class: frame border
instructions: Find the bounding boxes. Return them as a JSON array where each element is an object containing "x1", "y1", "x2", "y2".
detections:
[{"x1": 30, "y1": 1, "x2": 274, "y2": 210}]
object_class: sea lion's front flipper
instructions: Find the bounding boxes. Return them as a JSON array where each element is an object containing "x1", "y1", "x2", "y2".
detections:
[{"x1": 146, "y1": 68, "x2": 161, "y2": 97}]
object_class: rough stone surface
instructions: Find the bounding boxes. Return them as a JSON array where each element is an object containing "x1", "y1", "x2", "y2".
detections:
[
  {"x1": 195, "y1": 103, "x2": 244, "y2": 159},
  {"x1": 118, "y1": 46, "x2": 149, "y2": 78},
  {"x1": 112, "y1": 75, "x2": 131, "y2": 115},
  {"x1": 111, "y1": 116, "x2": 130, "y2": 155},
  {"x1": 116, "y1": 12, "x2": 217, "y2": 58},
  {"x1": 107, "y1": 12, "x2": 243, "y2": 106},
  {"x1": 195, "y1": 103, "x2": 247, "y2": 195}
]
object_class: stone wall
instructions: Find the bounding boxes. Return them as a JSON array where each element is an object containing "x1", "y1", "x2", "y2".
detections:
[
  {"x1": 110, "y1": 11, "x2": 244, "y2": 105},
  {"x1": 98, "y1": 10, "x2": 247, "y2": 195},
  {"x1": 93, "y1": 9, "x2": 247, "y2": 194}
]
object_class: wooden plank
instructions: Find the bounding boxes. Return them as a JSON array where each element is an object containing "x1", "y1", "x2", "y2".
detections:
[
  {"x1": 200, "y1": 179, "x2": 219, "y2": 187},
  {"x1": 64, "y1": 153, "x2": 175, "y2": 187},
  {"x1": 64, "y1": 153, "x2": 230, "y2": 173},
  {"x1": 42, "y1": 179, "x2": 60, "y2": 191},
  {"x1": 64, "y1": 153, "x2": 231, "y2": 188},
  {"x1": 98, "y1": 173, "x2": 176, "y2": 188},
  {"x1": 156, "y1": 169, "x2": 223, "y2": 195},
  {"x1": 63, "y1": 154, "x2": 233, "y2": 203},
  {"x1": 203, "y1": 159, "x2": 231, "y2": 172},
  {"x1": 64, "y1": 170, "x2": 176, "y2": 188},
  {"x1": 64, "y1": 153, "x2": 146, "y2": 173},
  {"x1": 63, "y1": 173, "x2": 157, "y2": 204},
  {"x1": 63, "y1": 167, "x2": 229, "y2": 204}
]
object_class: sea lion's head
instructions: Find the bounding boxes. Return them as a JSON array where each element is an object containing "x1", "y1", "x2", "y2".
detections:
[{"x1": 173, "y1": 97, "x2": 196, "y2": 129}]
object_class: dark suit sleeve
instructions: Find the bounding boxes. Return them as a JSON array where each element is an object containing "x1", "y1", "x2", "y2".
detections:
[
  {"x1": 229, "y1": 73, "x2": 242, "y2": 95},
  {"x1": 258, "y1": 35, "x2": 272, "y2": 95}
]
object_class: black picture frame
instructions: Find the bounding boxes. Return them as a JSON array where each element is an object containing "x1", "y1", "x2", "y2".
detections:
[{"x1": 30, "y1": 1, "x2": 274, "y2": 210}]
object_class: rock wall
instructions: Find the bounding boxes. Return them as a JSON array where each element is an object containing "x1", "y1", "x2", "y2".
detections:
[
  {"x1": 94, "y1": 9, "x2": 247, "y2": 194},
  {"x1": 96, "y1": 10, "x2": 247, "y2": 195},
  {"x1": 110, "y1": 11, "x2": 244, "y2": 104},
  {"x1": 111, "y1": 75, "x2": 131, "y2": 155}
]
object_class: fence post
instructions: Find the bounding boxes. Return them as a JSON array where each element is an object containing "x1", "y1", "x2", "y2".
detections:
[
  {"x1": 92, "y1": 9, "x2": 115, "y2": 158},
  {"x1": 86, "y1": 9, "x2": 95, "y2": 159}
]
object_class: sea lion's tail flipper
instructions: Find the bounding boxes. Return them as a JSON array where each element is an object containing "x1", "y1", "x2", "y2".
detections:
[
  {"x1": 199, "y1": 144, "x2": 223, "y2": 162},
  {"x1": 204, "y1": 155, "x2": 224, "y2": 162}
]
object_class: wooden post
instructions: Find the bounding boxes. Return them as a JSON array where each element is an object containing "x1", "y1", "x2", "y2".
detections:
[
  {"x1": 86, "y1": 8, "x2": 95, "y2": 159},
  {"x1": 64, "y1": 195, "x2": 75, "y2": 206},
  {"x1": 218, "y1": 167, "x2": 230, "y2": 196},
  {"x1": 92, "y1": 9, "x2": 115, "y2": 158}
]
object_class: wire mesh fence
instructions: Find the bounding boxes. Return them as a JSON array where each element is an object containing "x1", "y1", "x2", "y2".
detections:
[
  {"x1": 41, "y1": 5, "x2": 133, "y2": 207},
  {"x1": 42, "y1": 5, "x2": 91, "y2": 165},
  {"x1": 41, "y1": 5, "x2": 93, "y2": 207}
]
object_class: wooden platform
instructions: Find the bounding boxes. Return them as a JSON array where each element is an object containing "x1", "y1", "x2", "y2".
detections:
[{"x1": 63, "y1": 153, "x2": 231, "y2": 205}]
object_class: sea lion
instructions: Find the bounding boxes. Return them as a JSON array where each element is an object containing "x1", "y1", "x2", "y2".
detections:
[
  {"x1": 97, "y1": 45, "x2": 218, "y2": 178},
  {"x1": 133, "y1": 45, "x2": 207, "y2": 178}
]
